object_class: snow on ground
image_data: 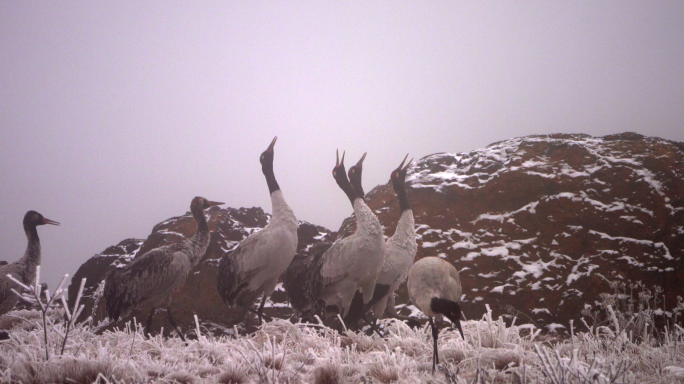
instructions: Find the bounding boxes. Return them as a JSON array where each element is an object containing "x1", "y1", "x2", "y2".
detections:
[{"x1": 407, "y1": 135, "x2": 678, "y2": 205}]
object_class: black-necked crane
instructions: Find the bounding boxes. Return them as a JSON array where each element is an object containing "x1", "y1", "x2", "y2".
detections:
[
  {"x1": 104, "y1": 196, "x2": 223, "y2": 341},
  {"x1": 407, "y1": 256, "x2": 465, "y2": 373},
  {"x1": 283, "y1": 151, "x2": 385, "y2": 327},
  {"x1": 374, "y1": 155, "x2": 416, "y2": 318},
  {"x1": 217, "y1": 136, "x2": 298, "y2": 325},
  {"x1": 345, "y1": 155, "x2": 417, "y2": 332},
  {"x1": 0, "y1": 211, "x2": 59, "y2": 316},
  {"x1": 318, "y1": 151, "x2": 385, "y2": 322}
]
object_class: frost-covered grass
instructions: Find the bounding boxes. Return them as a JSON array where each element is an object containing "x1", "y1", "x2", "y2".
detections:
[
  {"x1": 2, "y1": 270, "x2": 683, "y2": 383},
  {"x1": 1, "y1": 305, "x2": 683, "y2": 384}
]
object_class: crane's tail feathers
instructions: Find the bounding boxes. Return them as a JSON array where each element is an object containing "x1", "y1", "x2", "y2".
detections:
[
  {"x1": 430, "y1": 297, "x2": 464, "y2": 339},
  {"x1": 225, "y1": 281, "x2": 249, "y2": 306}
]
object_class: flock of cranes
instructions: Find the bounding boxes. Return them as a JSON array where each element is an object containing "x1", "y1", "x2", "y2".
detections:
[{"x1": 0, "y1": 137, "x2": 466, "y2": 372}]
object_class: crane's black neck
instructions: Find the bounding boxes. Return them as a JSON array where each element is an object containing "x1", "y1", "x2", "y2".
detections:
[
  {"x1": 191, "y1": 205, "x2": 210, "y2": 235},
  {"x1": 22, "y1": 223, "x2": 41, "y2": 267},
  {"x1": 343, "y1": 185, "x2": 360, "y2": 206},
  {"x1": 24, "y1": 222, "x2": 39, "y2": 242},
  {"x1": 349, "y1": 169, "x2": 365, "y2": 201},
  {"x1": 334, "y1": 170, "x2": 358, "y2": 205},
  {"x1": 264, "y1": 170, "x2": 280, "y2": 194},
  {"x1": 262, "y1": 162, "x2": 280, "y2": 194},
  {"x1": 395, "y1": 184, "x2": 410, "y2": 212}
]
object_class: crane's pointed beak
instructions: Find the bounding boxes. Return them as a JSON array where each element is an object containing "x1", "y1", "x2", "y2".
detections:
[
  {"x1": 397, "y1": 153, "x2": 409, "y2": 171},
  {"x1": 207, "y1": 201, "x2": 225, "y2": 208},
  {"x1": 454, "y1": 318, "x2": 465, "y2": 340},
  {"x1": 403, "y1": 158, "x2": 414, "y2": 172},
  {"x1": 267, "y1": 136, "x2": 277, "y2": 152},
  {"x1": 43, "y1": 218, "x2": 60, "y2": 226},
  {"x1": 354, "y1": 152, "x2": 367, "y2": 168}
]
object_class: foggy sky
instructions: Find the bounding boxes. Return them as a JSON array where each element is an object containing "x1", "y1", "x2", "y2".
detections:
[{"x1": 2, "y1": 2, "x2": 683, "y2": 289}]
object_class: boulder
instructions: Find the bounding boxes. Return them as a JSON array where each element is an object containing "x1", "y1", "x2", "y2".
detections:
[{"x1": 347, "y1": 133, "x2": 683, "y2": 332}]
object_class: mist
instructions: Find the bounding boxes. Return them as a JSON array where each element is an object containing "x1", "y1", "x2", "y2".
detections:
[{"x1": 1, "y1": 2, "x2": 683, "y2": 289}]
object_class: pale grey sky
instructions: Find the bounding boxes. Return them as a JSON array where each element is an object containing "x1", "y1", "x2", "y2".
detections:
[{"x1": 1, "y1": 2, "x2": 683, "y2": 289}]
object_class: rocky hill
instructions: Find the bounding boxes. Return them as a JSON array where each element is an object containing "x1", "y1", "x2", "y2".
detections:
[
  {"x1": 347, "y1": 132, "x2": 683, "y2": 331},
  {"x1": 68, "y1": 132, "x2": 684, "y2": 334}
]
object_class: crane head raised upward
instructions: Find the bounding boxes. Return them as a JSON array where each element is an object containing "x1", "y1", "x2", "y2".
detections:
[
  {"x1": 260, "y1": 136, "x2": 277, "y2": 174},
  {"x1": 348, "y1": 152, "x2": 366, "y2": 199},
  {"x1": 260, "y1": 136, "x2": 281, "y2": 194},
  {"x1": 391, "y1": 154, "x2": 412, "y2": 185},
  {"x1": 332, "y1": 149, "x2": 346, "y2": 181},
  {"x1": 23, "y1": 211, "x2": 60, "y2": 228},
  {"x1": 333, "y1": 149, "x2": 358, "y2": 204}
]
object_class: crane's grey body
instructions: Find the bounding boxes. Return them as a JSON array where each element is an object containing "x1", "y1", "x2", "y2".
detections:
[
  {"x1": 104, "y1": 197, "x2": 222, "y2": 338},
  {"x1": 407, "y1": 256, "x2": 462, "y2": 318},
  {"x1": 342, "y1": 154, "x2": 415, "y2": 328},
  {"x1": 407, "y1": 255, "x2": 464, "y2": 373},
  {"x1": 0, "y1": 211, "x2": 59, "y2": 316},
  {"x1": 217, "y1": 137, "x2": 298, "y2": 324},
  {"x1": 217, "y1": 190, "x2": 298, "y2": 308},
  {"x1": 283, "y1": 150, "x2": 384, "y2": 322},
  {"x1": 0, "y1": 241, "x2": 40, "y2": 316},
  {"x1": 104, "y1": 232, "x2": 209, "y2": 320},
  {"x1": 318, "y1": 186, "x2": 385, "y2": 318},
  {"x1": 372, "y1": 208, "x2": 417, "y2": 318}
]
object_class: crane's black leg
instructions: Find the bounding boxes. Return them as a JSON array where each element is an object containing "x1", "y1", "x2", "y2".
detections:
[
  {"x1": 167, "y1": 306, "x2": 186, "y2": 342},
  {"x1": 429, "y1": 317, "x2": 440, "y2": 374},
  {"x1": 257, "y1": 295, "x2": 267, "y2": 325},
  {"x1": 145, "y1": 308, "x2": 157, "y2": 339}
]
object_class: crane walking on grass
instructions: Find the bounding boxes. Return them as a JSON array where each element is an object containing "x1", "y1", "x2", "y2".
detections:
[
  {"x1": 104, "y1": 196, "x2": 223, "y2": 341},
  {"x1": 0, "y1": 211, "x2": 60, "y2": 317},
  {"x1": 407, "y1": 256, "x2": 465, "y2": 373},
  {"x1": 217, "y1": 136, "x2": 298, "y2": 325}
]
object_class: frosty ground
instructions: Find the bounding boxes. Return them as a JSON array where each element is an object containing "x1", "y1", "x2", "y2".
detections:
[{"x1": 1, "y1": 305, "x2": 683, "y2": 384}]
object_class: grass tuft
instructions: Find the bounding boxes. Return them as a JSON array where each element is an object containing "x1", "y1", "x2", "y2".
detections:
[
  {"x1": 369, "y1": 362, "x2": 399, "y2": 383},
  {"x1": 217, "y1": 362, "x2": 248, "y2": 384},
  {"x1": 263, "y1": 353, "x2": 284, "y2": 370},
  {"x1": 312, "y1": 361, "x2": 342, "y2": 384},
  {"x1": 166, "y1": 371, "x2": 199, "y2": 384},
  {"x1": 7, "y1": 358, "x2": 125, "y2": 384}
]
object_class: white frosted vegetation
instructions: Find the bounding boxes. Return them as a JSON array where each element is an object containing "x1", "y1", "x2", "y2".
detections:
[{"x1": 1, "y1": 300, "x2": 682, "y2": 383}]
